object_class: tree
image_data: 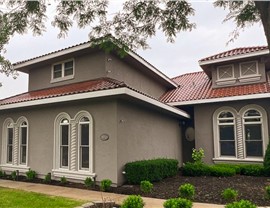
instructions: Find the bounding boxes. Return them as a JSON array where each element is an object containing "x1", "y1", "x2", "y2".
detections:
[{"x1": 0, "y1": 1, "x2": 269, "y2": 77}]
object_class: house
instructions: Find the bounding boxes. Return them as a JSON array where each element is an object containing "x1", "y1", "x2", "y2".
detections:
[
  {"x1": 0, "y1": 41, "x2": 189, "y2": 186},
  {"x1": 0, "y1": 41, "x2": 269, "y2": 186},
  {"x1": 162, "y1": 46, "x2": 270, "y2": 164}
]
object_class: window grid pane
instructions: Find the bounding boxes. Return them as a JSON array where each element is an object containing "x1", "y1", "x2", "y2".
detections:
[
  {"x1": 79, "y1": 121, "x2": 90, "y2": 170},
  {"x1": 53, "y1": 64, "x2": 62, "y2": 79},
  {"x1": 64, "y1": 61, "x2": 73, "y2": 76},
  {"x1": 21, "y1": 145, "x2": 27, "y2": 164}
]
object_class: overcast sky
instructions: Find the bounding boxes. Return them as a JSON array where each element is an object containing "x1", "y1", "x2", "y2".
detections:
[{"x1": 0, "y1": 1, "x2": 267, "y2": 99}]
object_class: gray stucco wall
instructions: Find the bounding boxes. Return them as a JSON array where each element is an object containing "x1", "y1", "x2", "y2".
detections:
[
  {"x1": 116, "y1": 100, "x2": 182, "y2": 185},
  {"x1": 194, "y1": 98, "x2": 270, "y2": 164}
]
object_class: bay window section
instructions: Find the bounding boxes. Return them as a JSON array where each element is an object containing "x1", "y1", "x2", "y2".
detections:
[
  {"x1": 60, "y1": 119, "x2": 70, "y2": 168},
  {"x1": 79, "y1": 117, "x2": 90, "y2": 170}
]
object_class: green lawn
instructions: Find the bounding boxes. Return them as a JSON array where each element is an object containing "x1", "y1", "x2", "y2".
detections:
[{"x1": 0, "y1": 187, "x2": 85, "y2": 208}]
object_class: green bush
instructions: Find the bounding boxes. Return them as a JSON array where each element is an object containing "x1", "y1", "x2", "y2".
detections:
[
  {"x1": 11, "y1": 171, "x2": 17, "y2": 181},
  {"x1": 163, "y1": 198, "x2": 192, "y2": 208},
  {"x1": 225, "y1": 200, "x2": 257, "y2": 208},
  {"x1": 264, "y1": 142, "x2": 270, "y2": 176},
  {"x1": 121, "y1": 195, "x2": 144, "y2": 208},
  {"x1": 265, "y1": 186, "x2": 270, "y2": 199},
  {"x1": 125, "y1": 158, "x2": 178, "y2": 184},
  {"x1": 26, "y1": 169, "x2": 37, "y2": 181},
  {"x1": 84, "y1": 177, "x2": 94, "y2": 188},
  {"x1": 239, "y1": 165, "x2": 264, "y2": 176},
  {"x1": 0, "y1": 170, "x2": 3, "y2": 178},
  {"x1": 60, "y1": 176, "x2": 67, "y2": 184},
  {"x1": 43, "y1": 173, "x2": 51, "y2": 184},
  {"x1": 222, "y1": 188, "x2": 238, "y2": 202},
  {"x1": 178, "y1": 183, "x2": 195, "y2": 200},
  {"x1": 140, "y1": 180, "x2": 153, "y2": 194},
  {"x1": 209, "y1": 166, "x2": 236, "y2": 177},
  {"x1": 192, "y1": 148, "x2": 205, "y2": 163},
  {"x1": 182, "y1": 162, "x2": 210, "y2": 176},
  {"x1": 214, "y1": 164, "x2": 241, "y2": 174},
  {"x1": 100, "y1": 179, "x2": 112, "y2": 192}
]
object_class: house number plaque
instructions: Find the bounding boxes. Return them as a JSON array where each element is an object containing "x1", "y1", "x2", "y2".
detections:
[{"x1": 100, "y1": 134, "x2": 109, "y2": 141}]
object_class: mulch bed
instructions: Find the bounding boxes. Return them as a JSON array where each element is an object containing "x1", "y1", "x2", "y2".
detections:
[{"x1": 2, "y1": 172, "x2": 270, "y2": 206}]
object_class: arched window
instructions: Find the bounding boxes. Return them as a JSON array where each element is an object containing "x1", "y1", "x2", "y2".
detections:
[
  {"x1": 7, "y1": 122, "x2": 14, "y2": 164},
  {"x1": 243, "y1": 109, "x2": 263, "y2": 157},
  {"x1": 18, "y1": 120, "x2": 28, "y2": 165},
  {"x1": 217, "y1": 111, "x2": 236, "y2": 157},
  {"x1": 78, "y1": 117, "x2": 90, "y2": 170},
  {"x1": 60, "y1": 118, "x2": 70, "y2": 168}
]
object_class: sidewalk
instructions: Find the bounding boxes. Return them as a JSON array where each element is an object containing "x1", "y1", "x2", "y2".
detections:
[{"x1": 0, "y1": 179, "x2": 224, "y2": 208}]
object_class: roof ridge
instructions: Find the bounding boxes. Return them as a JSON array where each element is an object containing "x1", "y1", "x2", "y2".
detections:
[{"x1": 172, "y1": 71, "x2": 204, "y2": 80}]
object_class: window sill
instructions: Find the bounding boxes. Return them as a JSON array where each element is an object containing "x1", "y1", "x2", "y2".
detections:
[
  {"x1": 50, "y1": 75, "x2": 74, "y2": 84},
  {"x1": 52, "y1": 169, "x2": 96, "y2": 180},
  {"x1": 0, "y1": 164, "x2": 30, "y2": 173},
  {"x1": 215, "y1": 78, "x2": 237, "y2": 86},
  {"x1": 238, "y1": 74, "x2": 261, "y2": 83},
  {"x1": 213, "y1": 157, "x2": 263, "y2": 164}
]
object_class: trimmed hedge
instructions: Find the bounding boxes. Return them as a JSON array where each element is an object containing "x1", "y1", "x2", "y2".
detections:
[
  {"x1": 182, "y1": 162, "x2": 210, "y2": 176},
  {"x1": 209, "y1": 166, "x2": 236, "y2": 177},
  {"x1": 215, "y1": 164, "x2": 264, "y2": 176},
  {"x1": 124, "y1": 158, "x2": 178, "y2": 184},
  {"x1": 264, "y1": 142, "x2": 270, "y2": 176}
]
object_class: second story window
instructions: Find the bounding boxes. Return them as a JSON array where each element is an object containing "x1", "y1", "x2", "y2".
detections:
[{"x1": 52, "y1": 59, "x2": 74, "y2": 82}]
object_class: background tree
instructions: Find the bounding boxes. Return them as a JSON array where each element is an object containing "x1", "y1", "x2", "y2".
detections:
[{"x1": 0, "y1": 0, "x2": 269, "y2": 77}]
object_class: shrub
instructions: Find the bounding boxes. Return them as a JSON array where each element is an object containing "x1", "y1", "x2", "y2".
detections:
[
  {"x1": 192, "y1": 148, "x2": 205, "y2": 163},
  {"x1": 225, "y1": 200, "x2": 257, "y2": 208},
  {"x1": 239, "y1": 165, "x2": 264, "y2": 176},
  {"x1": 214, "y1": 164, "x2": 241, "y2": 174},
  {"x1": 222, "y1": 188, "x2": 238, "y2": 202},
  {"x1": 182, "y1": 162, "x2": 210, "y2": 176},
  {"x1": 264, "y1": 142, "x2": 270, "y2": 176},
  {"x1": 121, "y1": 195, "x2": 144, "y2": 208},
  {"x1": 178, "y1": 183, "x2": 195, "y2": 200},
  {"x1": 163, "y1": 198, "x2": 192, "y2": 208},
  {"x1": 125, "y1": 158, "x2": 178, "y2": 184},
  {"x1": 265, "y1": 186, "x2": 270, "y2": 199},
  {"x1": 60, "y1": 176, "x2": 67, "y2": 184},
  {"x1": 140, "y1": 180, "x2": 153, "y2": 194},
  {"x1": 209, "y1": 166, "x2": 236, "y2": 177},
  {"x1": 84, "y1": 177, "x2": 94, "y2": 188},
  {"x1": 26, "y1": 169, "x2": 37, "y2": 181},
  {"x1": 11, "y1": 171, "x2": 17, "y2": 181},
  {"x1": 43, "y1": 173, "x2": 51, "y2": 184},
  {"x1": 0, "y1": 170, "x2": 3, "y2": 178},
  {"x1": 100, "y1": 179, "x2": 112, "y2": 192}
]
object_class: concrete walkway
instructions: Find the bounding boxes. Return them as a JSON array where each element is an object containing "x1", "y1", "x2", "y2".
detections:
[{"x1": 0, "y1": 179, "x2": 224, "y2": 208}]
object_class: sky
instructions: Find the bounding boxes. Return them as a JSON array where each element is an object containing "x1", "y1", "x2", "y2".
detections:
[{"x1": 0, "y1": 1, "x2": 267, "y2": 99}]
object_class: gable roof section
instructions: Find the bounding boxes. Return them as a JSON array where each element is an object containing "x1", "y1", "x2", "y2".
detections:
[
  {"x1": 13, "y1": 41, "x2": 177, "y2": 88},
  {"x1": 0, "y1": 78, "x2": 189, "y2": 118},
  {"x1": 160, "y1": 71, "x2": 270, "y2": 105},
  {"x1": 199, "y1": 46, "x2": 269, "y2": 66}
]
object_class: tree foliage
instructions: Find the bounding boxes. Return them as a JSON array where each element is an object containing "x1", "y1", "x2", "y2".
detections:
[{"x1": 0, "y1": 0, "x2": 269, "y2": 77}]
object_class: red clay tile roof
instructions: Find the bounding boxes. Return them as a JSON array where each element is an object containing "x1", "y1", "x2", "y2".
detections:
[
  {"x1": 0, "y1": 78, "x2": 127, "y2": 106},
  {"x1": 200, "y1": 46, "x2": 268, "y2": 63},
  {"x1": 160, "y1": 71, "x2": 270, "y2": 104}
]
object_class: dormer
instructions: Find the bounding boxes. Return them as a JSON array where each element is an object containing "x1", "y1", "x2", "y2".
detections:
[{"x1": 199, "y1": 46, "x2": 270, "y2": 88}]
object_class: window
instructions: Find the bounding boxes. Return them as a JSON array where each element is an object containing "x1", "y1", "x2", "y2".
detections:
[
  {"x1": 19, "y1": 121, "x2": 28, "y2": 165},
  {"x1": 218, "y1": 111, "x2": 236, "y2": 157},
  {"x1": 52, "y1": 59, "x2": 74, "y2": 81},
  {"x1": 217, "y1": 65, "x2": 234, "y2": 80},
  {"x1": 243, "y1": 110, "x2": 263, "y2": 157},
  {"x1": 79, "y1": 117, "x2": 90, "y2": 170},
  {"x1": 7, "y1": 123, "x2": 13, "y2": 163},
  {"x1": 240, "y1": 61, "x2": 258, "y2": 77},
  {"x1": 60, "y1": 118, "x2": 70, "y2": 168},
  {"x1": 213, "y1": 105, "x2": 268, "y2": 162}
]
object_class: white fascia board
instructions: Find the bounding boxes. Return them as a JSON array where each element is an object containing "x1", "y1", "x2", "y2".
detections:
[
  {"x1": 0, "y1": 88, "x2": 190, "y2": 118},
  {"x1": 169, "y1": 93, "x2": 270, "y2": 106},
  {"x1": 13, "y1": 42, "x2": 177, "y2": 88},
  {"x1": 199, "y1": 49, "x2": 270, "y2": 66}
]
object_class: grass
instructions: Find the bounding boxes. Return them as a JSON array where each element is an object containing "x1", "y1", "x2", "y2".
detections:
[{"x1": 0, "y1": 187, "x2": 85, "y2": 208}]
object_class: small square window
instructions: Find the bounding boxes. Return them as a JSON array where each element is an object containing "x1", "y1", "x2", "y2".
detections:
[
  {"x1": 51, "y1": 59, "x2": 74, "y2": 82},
  {"x1": 217, "y1": 65, "x2": 234, "y2": 80},
  {"x1": 240, "y1": 61, "x2": 258, "y2": 77},
  {"x1": 53, "y1": 64, "x2": 62, "y2": 79},
  {"x1": 64, "y1": 61, "x2": 74, "y2": 76}
]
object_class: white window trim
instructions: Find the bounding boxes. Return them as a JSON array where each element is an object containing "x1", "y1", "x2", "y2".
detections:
[
  {"x1": 239, "y1": 60, "x2": 259, "y2": 78},
  {"x1": 2, "y1": 118, "x2": 14, "y2": 165},
  {"x1": 217, "y1": 64, "x2": 235, "y2": 80},
  {"x1": 51, "y1": 59, "x2": 75, "y2": 83},
  {"x1": 17, "y1": 116, "x2": 29, "y2": 167},
  {"x1": 239, "y1": 105, "x2": 268, "y2": 159},
  {"x1": 74, "y1": 111, "x2": 94, "y2": 173},
  {"x1": 213, "y1": 107, "x2": 238, "y2": 159}
]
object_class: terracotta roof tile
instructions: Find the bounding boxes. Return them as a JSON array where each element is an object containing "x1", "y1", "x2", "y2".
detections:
[
  {"x1": 0, "y1": 78, "x2": 127, "y2": 106},
  {"x1": 160, "y1": 71, "x2": 270, "y2": 103},
  {"x1": 200, "y1": 46, "x2": 268, "y2": 62}
]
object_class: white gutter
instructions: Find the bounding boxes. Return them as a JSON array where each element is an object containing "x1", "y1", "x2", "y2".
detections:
[
  {"x1": 199, "y1": 49, "x2": 269, "y2": 66},
  {"x1": 168, "y1": 92, "x2": 270, "y2": 106},
  {"x1": 0, "y1": 87, "x2": 190, "y2": 119},
  {"x1": 13, "y1": 42, "x2": 177, "y2": 88}
]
